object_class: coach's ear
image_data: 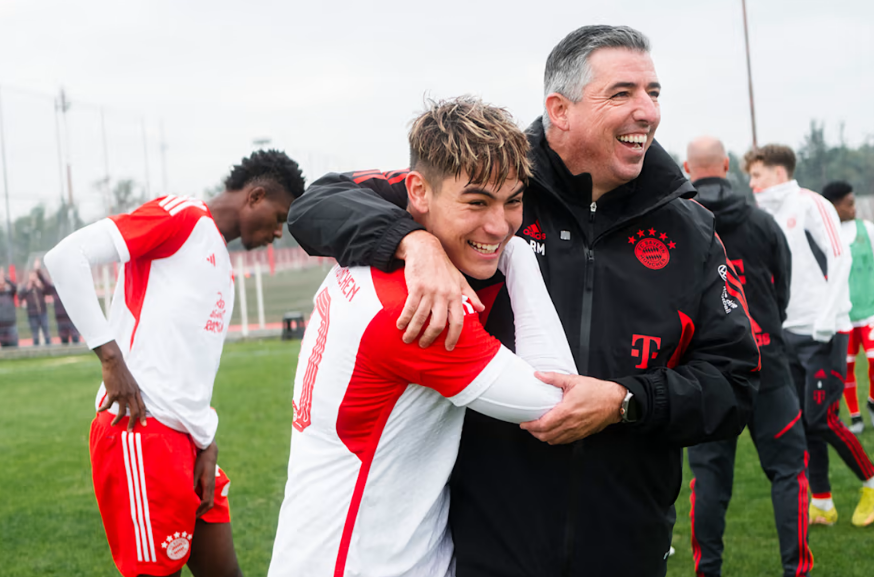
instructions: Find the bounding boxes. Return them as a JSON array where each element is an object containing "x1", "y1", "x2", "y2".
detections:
[
  {"x1": 405, "y1": 171, "x2": 431, "y2": 216},
  {"x1": 544, "y1": 93, "x2": 571, "y2": 132}
]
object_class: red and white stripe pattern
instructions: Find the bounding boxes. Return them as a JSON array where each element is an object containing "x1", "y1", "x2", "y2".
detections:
[
  {"x1": 293, "y1": 288, "x2": 331, "y2": 433},
  {"x1": 801, "y1": 189, "x2": 842, "y2": 257},
  {"x1": 158, "y1": 195, "x2": 207, "y2": 217},
  {"x1": 121, "y1": 431, "x2": 157, "y2": 563}
]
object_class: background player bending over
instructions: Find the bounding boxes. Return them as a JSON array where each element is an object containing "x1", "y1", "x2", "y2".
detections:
[
  {"x1": 822, "y1": 180, "x2": 874, "y2": 434},
  {"x1": 44, "y1": 150, "x2": 305, "y2": 577},
  {"x1": 268, "y1": 98, "x2": 578, "y2": 577}
]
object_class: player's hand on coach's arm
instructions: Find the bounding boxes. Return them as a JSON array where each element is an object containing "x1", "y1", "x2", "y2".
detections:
[
  {"x1": 395, "y1": 230, "x2": 484, "y2": 351},
  {"x1": 193, "y1": 441, "x2": 218, "y2": 518},
  {"x1": 521, "y1": 373, "x2": 628, "y2": 445},
  {"x1": 94, "y1": 340, "x2": 148, "y2": 432}
]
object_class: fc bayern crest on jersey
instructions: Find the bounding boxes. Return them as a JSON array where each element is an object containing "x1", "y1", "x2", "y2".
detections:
[
  {"x1": 627, "y1": 227, "x2": 676, "y2": 270},
  {"x1": 162, "y1": 531, "x2": 193, "y2": 560}
]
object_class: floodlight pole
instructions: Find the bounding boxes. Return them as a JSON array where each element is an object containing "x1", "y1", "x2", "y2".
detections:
[
  {"x1": 53, "y1": 96, "x2": 66, "y2": 206},
  {"x1": 59, "y1": 89, "x2": 74, "y2": 206},
  {"x1": 741, "y1": 0, "x2": 759, "y2": 148},
  {"x1": 101, "y1": 108, "x2": 112, "y2": 215},
  {"x1": 141, "y1": 118, "x2": 152, "y2": 198},
  {"x1": 0, "y1": 87, "x2": 13, "y2": 267},
  {"x1": 159, "y1": 120, "x2": 169, "y2": 196}
]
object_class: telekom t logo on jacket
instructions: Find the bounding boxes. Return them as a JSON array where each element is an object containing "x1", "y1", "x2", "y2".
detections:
[{"x1": 631, "y1": 334, "x2": 661, "y2": 369}]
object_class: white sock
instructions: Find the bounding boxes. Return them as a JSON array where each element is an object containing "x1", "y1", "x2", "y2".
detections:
[
  {"x1": 864, "y1": 477, "x2": 874, "y2": 489},
  {"x1": 811, "y1": 497, "x2": 835, "y2": 511}
]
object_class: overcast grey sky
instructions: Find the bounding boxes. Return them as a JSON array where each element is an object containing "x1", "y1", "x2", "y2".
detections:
[{"x1": 0, "y1": 0, "x2": 871, "y2": 221}]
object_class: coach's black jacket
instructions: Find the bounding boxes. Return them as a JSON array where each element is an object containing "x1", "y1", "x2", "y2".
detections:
[
  {"x1": 694, "y1": 177, "x2": 791, "y2": 392},
  {"x1": 287, "y1": 118, "x2": 760, "y2": 576}
]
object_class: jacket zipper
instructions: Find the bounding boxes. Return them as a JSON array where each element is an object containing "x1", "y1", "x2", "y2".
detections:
[
  {"x1": 562, "y1": 201, "x2": 598, "y2": 577},
  {"x1": 578, "y1": 201, "x2": 597, "y2": 375}
]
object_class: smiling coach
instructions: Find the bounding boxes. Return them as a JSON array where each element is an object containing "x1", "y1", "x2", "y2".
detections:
[{"x1": 286, "y1": 25, "x2": 760, "y2": 577}]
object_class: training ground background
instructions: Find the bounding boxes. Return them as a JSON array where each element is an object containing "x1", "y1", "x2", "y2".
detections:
[{"x1": 3, "y1": 279, "x2": 874, "y2": 575}]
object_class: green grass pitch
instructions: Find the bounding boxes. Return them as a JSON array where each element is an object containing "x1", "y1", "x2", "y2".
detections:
[
  {"x1": 2, "y1": 340, "x2": 874, "y2": 575},
  {"x1": 0, "y1": 340, "x2": 298, "y2": 576}
]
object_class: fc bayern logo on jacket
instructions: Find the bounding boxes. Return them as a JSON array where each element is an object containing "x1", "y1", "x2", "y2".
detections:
[{"x1": 627, "y1": 227, "x2": 676, "y2": 270}]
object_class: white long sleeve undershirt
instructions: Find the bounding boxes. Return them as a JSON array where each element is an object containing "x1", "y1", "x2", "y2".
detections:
[
  {"x1": 43, "y1": 220, "x2": 123, "y2": 350},
  {"x1": 466, "y1": 237, "x2": 577, "y2": 423}
]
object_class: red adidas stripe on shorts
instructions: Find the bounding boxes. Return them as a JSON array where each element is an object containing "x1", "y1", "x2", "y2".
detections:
[{"x1": 90, "y1": 411, "x2": 231, "y2": 577}]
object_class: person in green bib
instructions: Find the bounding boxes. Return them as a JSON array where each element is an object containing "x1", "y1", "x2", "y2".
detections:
[{"x1": 823, "y1": 180, "x2": 874, "y2": 435}]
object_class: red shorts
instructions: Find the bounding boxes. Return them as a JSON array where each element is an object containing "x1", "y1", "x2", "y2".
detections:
[
  {"x1": 846, "y1": 325, "x2": 874, "y2": 362},
  {"x1": 90, "y1": 411, "x2": 231, "y2": 577}
]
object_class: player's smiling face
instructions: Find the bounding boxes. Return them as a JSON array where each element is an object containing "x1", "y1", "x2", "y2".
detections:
[{"x1": 407, "y1": 170, "x2": 524, "y2": 280}]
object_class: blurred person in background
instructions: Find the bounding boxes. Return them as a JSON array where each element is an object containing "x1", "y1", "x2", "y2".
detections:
[
  {"x1": 32, "y1": 258, "x2": 81, "y2": 345},
  {"x1": 749, "y1": 145, "x2": 874, "y2": 527},
  {"x1": 19, "y1": 265, "x2": 51, "y2": 345},
  {"x1": 44, "y1": 149, "x2": 305, "y2": 577},
  {"x1": 684, "y1": 137, "x2": 810, "y2": 577},
  {"x1": 822, "y1": 180, "x2": 874, "y2": 434},
  {"x1": 0, "y1": 266, "x2": 18, "y2": 347}
]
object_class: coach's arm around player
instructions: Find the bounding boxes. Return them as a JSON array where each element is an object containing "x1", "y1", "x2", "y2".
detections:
[
  {"x1": 289, "y1": 173, "x2": 758, "y2": 447},
  {"x1": 288, "y1": 169, "x2": 484, "y2": 352}
]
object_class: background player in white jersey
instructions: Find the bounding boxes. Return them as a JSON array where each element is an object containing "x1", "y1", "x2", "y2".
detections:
[
  {"x1": 748, "y1": 145, "x2": 874, "y2": 527},
  {"x1": 269, "y1": 98, "x2": 579, "y2": 577},
  {"x1": 822, "y1": 180, "x2": 874, "y2": 434},
  {"x1": 44, "y1": 150, "x2": 305, "y2": 577}
]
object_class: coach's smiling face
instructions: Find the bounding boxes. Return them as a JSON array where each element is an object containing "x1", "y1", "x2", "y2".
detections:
[
  {"x1": 545, "y1": 47, "x2": 660, "y2": 199},
  {"x1": 405, "y1": 170, "x2": 524, "y2": 280}
]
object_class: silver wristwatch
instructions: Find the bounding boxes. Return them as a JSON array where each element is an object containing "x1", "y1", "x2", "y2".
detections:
[{"x1": 620, "y1": 389, "x2": 638, "y2": 423}]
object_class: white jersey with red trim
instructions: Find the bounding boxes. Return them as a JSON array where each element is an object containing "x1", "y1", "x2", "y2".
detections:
[
  {"x1": 756, "y1": 180, "x2": 851, "y2": 340},
  {"x1": 269, "y1": 264, "x2": 519, "y2": 577},
  {"x1": 95, "y1": 195, "x2": 234, "y2": 449}
]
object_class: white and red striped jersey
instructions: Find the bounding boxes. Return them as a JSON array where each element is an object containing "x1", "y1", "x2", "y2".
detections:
[
  {"x1": 756, "y1": 180, "x2": 851, "y2": 340},
  {"x1": 269, "y1": 237, "x2": 577, "y2": 577},
  {"x1": 269, "y1": 265, "x2": 505, "y2": 577},
  {"x1": 94, "y1": 196, "x2": 234, "y2": 449}
]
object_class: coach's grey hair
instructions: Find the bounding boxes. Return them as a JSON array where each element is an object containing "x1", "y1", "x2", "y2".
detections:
[{"x1": 542, "y1": 25, "x2": 651, "y2": 130}]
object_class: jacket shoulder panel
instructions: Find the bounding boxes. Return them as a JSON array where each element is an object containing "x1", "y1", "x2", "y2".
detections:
[{"x1": 665, "y1": 198, "x2": 716, "y2": 257}]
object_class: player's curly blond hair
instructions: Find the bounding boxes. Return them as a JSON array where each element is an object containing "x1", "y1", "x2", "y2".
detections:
[{"x1": 408, "y1": 97, "x2": 532, "y2": 191}]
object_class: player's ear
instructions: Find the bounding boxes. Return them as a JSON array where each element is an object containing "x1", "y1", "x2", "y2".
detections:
[
  {"x1": 405, "y1": 171, "x2": 431, "y2": 214},
  {"x1": 775, "y1": 166, "x2": 788, "y2": 182},
  {"x1": 247, "y1": 185, "x2": 267, "y2": 206}
]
